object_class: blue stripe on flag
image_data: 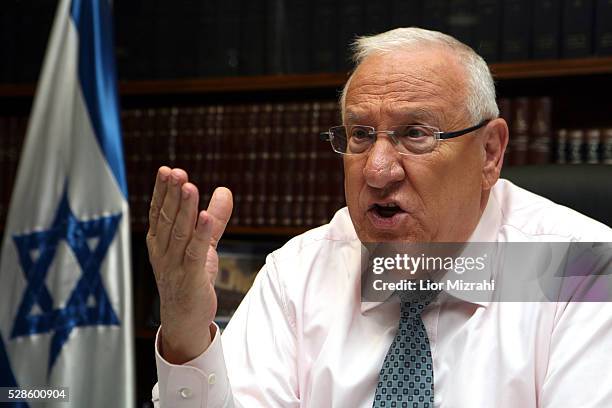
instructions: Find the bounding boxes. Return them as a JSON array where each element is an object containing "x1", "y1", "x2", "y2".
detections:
[
  {"x1": 70, "y1": 0, "x2": 128, "y2": 199},
  {"x1": 0, "y1": 335, "x2": 30, "y2": 407}
]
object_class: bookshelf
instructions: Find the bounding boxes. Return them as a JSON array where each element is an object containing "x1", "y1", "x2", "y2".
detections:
[{"x1": 2, "y1": 57, "x2": 612, "y2": 408}]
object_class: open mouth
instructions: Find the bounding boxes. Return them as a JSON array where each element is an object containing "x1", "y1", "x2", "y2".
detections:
[{"x1": 370, "y1": 203, "x2": 404, "y2": 218}]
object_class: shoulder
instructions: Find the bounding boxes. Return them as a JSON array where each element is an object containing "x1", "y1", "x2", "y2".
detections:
[{"x1": 493, "y1": 179, "x2": 612, "y2": 241}]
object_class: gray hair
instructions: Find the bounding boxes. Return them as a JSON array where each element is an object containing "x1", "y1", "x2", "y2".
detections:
[{"x1": 340, "y1": 27, "x2": 499, "y2": 124}]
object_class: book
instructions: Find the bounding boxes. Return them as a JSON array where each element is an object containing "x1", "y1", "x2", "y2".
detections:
[
  {"x1": 594, "y1": 0, "x2": 612, "y2": 56},
  {"x1": 602, "y1": 128, "x2": 612, "y2": 164},
  {"x1": 501, "y1": 0, "x2": 531, "y2": 61},
  {"x1": 365, "y1": 0, "x2": 392, "y2": 36},
  {"x1": 473, "y1": 0, "x2": 502, "y2": 62},
  {"x1": 241, "y1": 0, "x2": 266, "y2": 75},
  {"x1": 585, "y1": 128, "x2": 601, "y2": 164},
  {"x1": 532, "y1": 0, "x2": 562, "y2": 59},
  {"x1": 555, "y1": 129, "x2": 568, "y2": 164},
  {"x1": 285, "y1": 0, "x2": 311, "y2": 73},
  {"x1": 568, "y1": 129, "x2": 585, "y2": 164},
  {"x1": 338, "y1": 0, "x2": 364, "y2": 72},
  {"x1": 528, "y1": 97, "x2": 553, "y2": 164},
  {"x1": 216, "y1": 0, "x2": 242, "y2": 75},
  {"x1": 422, "y1": 0, "x2": 448, "y2": 33},
  {"x1": 312, "y1": 0, "x2": 338, "y2": 72},
  {"x1": 447, "y1": 0, "x2": 476, "y2": 49},
  {"x1": 508, "y1": 97, "x2": 530, "y2": 165},
  {"x1": 391, "y1": 0, "x2": 423, "y2": 29},
  {"x1": 562, "y1": 0, "x2": 594, "y2": 58}
]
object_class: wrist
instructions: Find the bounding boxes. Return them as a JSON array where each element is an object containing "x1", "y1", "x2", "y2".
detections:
[{"x1": 160, "y1": 323, "x2": 214, "y2": 365}]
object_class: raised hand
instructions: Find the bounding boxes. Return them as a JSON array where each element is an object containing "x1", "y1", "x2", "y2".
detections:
[{"x1": 146, "y1": 166, "x2": 233, "y2": 364}]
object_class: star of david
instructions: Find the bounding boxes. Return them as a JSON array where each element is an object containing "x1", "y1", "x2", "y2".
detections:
[{"x1": 11, "y1": 187, "x2": 122, "y2": 375}]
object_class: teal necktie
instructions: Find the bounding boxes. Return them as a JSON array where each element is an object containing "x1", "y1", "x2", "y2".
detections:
[{"x1": 372, "y1": 290, "x2": 439, "y2": 408}]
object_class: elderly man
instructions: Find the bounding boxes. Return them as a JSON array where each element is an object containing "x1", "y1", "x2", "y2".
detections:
[{"x1": 149, "y1": 28, "x2": 612, "y2": 407}]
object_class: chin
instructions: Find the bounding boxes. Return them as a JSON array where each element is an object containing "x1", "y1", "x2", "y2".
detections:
[{"x1": 354, "y1": 220, "x2": 429, "y2": 243}]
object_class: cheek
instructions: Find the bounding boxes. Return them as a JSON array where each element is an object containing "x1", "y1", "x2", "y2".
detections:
[{"x1": 343, "y1": 157, "x2": 366, "y2": 207}]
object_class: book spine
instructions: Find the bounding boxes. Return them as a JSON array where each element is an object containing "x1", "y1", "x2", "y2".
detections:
[
  {"x1": 255, "y1": 104, "x2": 270, "y2": 226},
  {"x1": 473, "y1": 0, "x2": 502, "y2": 62},
  {"x1": 337, "y1": 0, "x2": 364, "y2": 72},
  {"x1": 197, "y1": 0, "x2": 218, "y2": 77},
  {"x1": 288, "y1": 103, "x2": 306, "y2": 226},
  {"x1": 311, "y1": 0, "x2": 338, "y2": 72},
  {"x1": 241, "y1": 0, "x2": 267, "y2": 75},
  {"x1": 528, "y1": 97, "x2": 553, "y2": 164},
  {"x1": 392, "y1": 0, "x2": 423, "y2": 28},
  {"x1": 229, "y1": 105, "x2": 246, "y2": 226},
  {"x1": 585, "y1": 128, "x2": 601, "y2": 164},
  {"x1": 266, "y1": 0, "x2": 287, "y2": 74},
  {"x1": 217, "y1": 0, "x2": 242, "y2": 75},
  {"x1": 501, "y1": 0, "x2": 532, "y2": 61},
  {"x1": 508, "y1": 97, "x2": 530, "y2": 166},
  {"x1": 562, "y1": 0, "x2": 594, "y2": 58},
  {"x1": 422, "y1": 0, "x2": 448, "y2": 33},
  {"x1": 531, "y1": 0, "x2": 562, "y2": 59},
  {"x1": 241, "y1": 105, "x2": 259, "y2": 226},
  {"x1": 266, "y1": 103, "x2": 283, "y2": 226},
  {"x1": 497, "y1": 98, "x2": 512, "y2": 164},
  {"x1": 447, "y1": 0, "x2": 476, "y2": 49},
  {"x1": 286, "y1": 0, "x2": 311, "y2": 74},
  {"x1": 594, "y1": 0, "x2": 612, "y2": 55},
  {"x1": 602, "y1": 128, "x2": 612, "y2": 164},
  {"x1": 280, "y1": 104, "x2": 296, "y2": 226},
  {"x1": 555, "y1": 129, "x2": 568, "y2": 164},
  {"x1": 364, "y1": 0, "x2": 392, "y2": 36},
  {"x1": 568, "y1": 129, "x2": 585, "y2": 164}
]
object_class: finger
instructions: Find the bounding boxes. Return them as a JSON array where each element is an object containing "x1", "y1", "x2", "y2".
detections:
[
  {"x1": 206, "y1": 187, "x2": 234, "y2": 250},
  {"x1": 184, "y1": 210, "x2": 213, "y2": 271},
  {"x1": 167, "y1": 182, "x2": 199, "y2": 259},
  {"x1": 156, "y1": 168, "x2": 189, "y2": 254},
  {"x1": 148, "y1": 166, "x2": 171, "y2": 237}
]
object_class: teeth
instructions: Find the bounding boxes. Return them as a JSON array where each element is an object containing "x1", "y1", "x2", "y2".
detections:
[{"x1": 378, "y1": 203, "x2": 397, "y2": 208}]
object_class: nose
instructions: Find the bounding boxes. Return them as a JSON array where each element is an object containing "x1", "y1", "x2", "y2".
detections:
[{"x1": 362, "y1": 136, "x2": 406, "y2": 189}]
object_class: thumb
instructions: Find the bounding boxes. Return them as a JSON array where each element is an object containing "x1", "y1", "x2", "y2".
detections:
[{"x1": 206, "y1": 187, "x2": 233, "y2": 249}]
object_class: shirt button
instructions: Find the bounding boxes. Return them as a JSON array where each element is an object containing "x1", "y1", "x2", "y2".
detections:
[
  {"x1": 179, "y1": 387, "x2": 193, "y2": 399},
  {"x1": 208, "y1": 373, "x2": 217, "y2": 385}
]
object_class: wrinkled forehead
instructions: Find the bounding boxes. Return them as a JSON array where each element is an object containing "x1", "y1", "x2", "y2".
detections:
[{"x1": 344, "y1": 48, "x2": 468, "y2": 126}]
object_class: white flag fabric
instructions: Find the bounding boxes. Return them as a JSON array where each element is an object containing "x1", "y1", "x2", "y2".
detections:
[{"x1": 0, "y1": 0, "x2": 134, "y2": 406}]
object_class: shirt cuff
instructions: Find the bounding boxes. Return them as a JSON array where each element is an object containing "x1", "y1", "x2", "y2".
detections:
[{"x1": 154, "y1": 323, "x2": 231, "y2": 407}]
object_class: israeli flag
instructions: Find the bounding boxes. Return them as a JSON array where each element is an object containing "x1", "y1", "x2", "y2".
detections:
[{"x1": 0, "y1": 0, "x2": 134, "y2": 406}]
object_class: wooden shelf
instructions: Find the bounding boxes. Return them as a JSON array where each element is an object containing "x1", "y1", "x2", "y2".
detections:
[
  {"x1": 225, "y1": 225, "x2": 310, "y2": 236},
  {"x1": 2, "y1": 57, "x2": 612, "y2": 98},
  {"x1": 490, "y1": 57, "x2": 612, "y2": 79}
]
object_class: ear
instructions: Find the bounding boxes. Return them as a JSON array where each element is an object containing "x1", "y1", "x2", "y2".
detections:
[{"x1": 481, "y1": 118, "x2": 509, "y2": 191}]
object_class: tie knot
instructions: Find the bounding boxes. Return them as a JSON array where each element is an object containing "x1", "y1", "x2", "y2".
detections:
[{"x1": 399, "y1": 288, "x2": 439, "y2": 316}]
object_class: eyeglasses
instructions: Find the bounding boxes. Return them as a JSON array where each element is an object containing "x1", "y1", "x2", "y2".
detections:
[{"x1": 319, "y1": 120, "x2": 490, "y2": 156}]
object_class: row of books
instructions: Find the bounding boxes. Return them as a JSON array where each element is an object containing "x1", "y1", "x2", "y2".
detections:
[
  {"x1": 5, "y1": 0, "x2": 611, "y2": 84},
  {"x1": 500, "y1": 96, "x2": 612, "y2": 166},
  {"x1": 114, "y1": 0, "x2": 612, "y2": 80},
  {"x1": 1, "y1": 98, "x2": 611, "y2": 232},
  {"x1": 113, "y1": 0, "x2": 612, "y2": 79},
  {"x1": 122, "y1": 101, "x2": 346, "y2": 231}
]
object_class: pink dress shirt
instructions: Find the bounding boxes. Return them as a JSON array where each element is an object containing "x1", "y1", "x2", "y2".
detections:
[{"x1": 152, "y1": 179, "x2": 612, "y2": 407}]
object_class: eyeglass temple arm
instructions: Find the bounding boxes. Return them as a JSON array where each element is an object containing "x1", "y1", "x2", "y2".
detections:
[
  {"x1": 439, "y1": 120, "x2": 490, "y2": 140},
  {"x1": 320, "y1": 131, "x2": 332, "y2": 141}
]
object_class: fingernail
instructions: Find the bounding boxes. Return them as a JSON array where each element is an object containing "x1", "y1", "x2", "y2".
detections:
[
  {"x1": 160, "y1": 172, "x2": 169, "y2": 182},
  {"x1": 182, "y1": 187, "x2": 190, "y2": 199}
]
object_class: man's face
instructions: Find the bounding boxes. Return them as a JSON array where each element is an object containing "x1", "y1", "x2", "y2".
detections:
[{"x1": 343, "y1": 47, "x2": 487, "y2": 243}]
